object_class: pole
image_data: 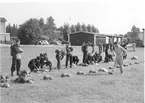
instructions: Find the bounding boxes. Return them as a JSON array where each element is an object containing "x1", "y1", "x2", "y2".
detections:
[
  {"x1": 142, "y1": 28, "x2": 144, "y2": 46},
  {"x1": 68, "y1": 17, "x2": 71, "y2": 45}
]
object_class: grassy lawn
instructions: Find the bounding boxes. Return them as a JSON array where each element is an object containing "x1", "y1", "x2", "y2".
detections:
[{"x1": 0, "y1": 45, "x2": 144, "y2": 103}]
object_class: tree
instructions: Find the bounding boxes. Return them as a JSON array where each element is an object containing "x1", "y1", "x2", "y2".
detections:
[
  {"x1": 39, "y1": 18, "x2": 45, "y2": 29},
  {"x1": 17, "y1": 18, "x2": 43, "y2": 44},
  {"x1": 81, "y1": 23, "x2": 87, "y2": 32},
  {"x1": 6, "y1": 24, "x2": 18, "y2": 37},
  {"x1": 87, "y1": 24, "x2": 92, "y2": 32},
  {"x1": 75, "y1": 22, "x2": 82, "y2": 32},
  {"x1": 131, "y1": 25, "x2": 140, "y2": 33},
  {"x1": 44, "y1": 16, "x2": 57, "y2": 40},
  {"x1": 58, "y1": 23, "x2": 70, "y2": 41},
  {"x1": 91, "y1": 25, "x2": 99, "y2": 33},
  {"x1": 70, "y1": 24, "x2": 76, "y2": 33},
  {"x1": 125, "y1": 25, "x2": 141, "y2": 41}
]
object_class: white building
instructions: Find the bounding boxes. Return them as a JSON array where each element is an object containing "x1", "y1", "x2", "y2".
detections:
[{"x1": 0, "y1": 17, "x2": 10, "y2": 43}]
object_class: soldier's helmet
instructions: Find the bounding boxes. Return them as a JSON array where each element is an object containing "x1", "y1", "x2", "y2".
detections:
[{"x1": 55, "y1": 49, "x2": 60, "y2": 53}]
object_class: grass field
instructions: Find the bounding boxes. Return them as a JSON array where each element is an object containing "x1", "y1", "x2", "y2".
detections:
[{"x1": 0, "y1": 45, "x2": 144, "y2": 103}]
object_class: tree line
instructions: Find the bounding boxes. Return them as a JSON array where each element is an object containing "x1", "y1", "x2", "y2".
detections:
[
  {"x1": 124, "y1": 25, "x2": 144, "y2": 46},
  {"x1": 6, "y1": 16, "x2": 99, "y2": 44}
]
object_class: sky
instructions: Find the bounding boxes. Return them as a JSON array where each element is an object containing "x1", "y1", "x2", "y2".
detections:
[{"x1": 0, "y1": 0, "x2": 145, "y2": 34}]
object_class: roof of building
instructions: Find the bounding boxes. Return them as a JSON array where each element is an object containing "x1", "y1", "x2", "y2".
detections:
[
  {"x1": 69, "y1": 31, "x2": 123, "y2": 38},
  {"x1": 0, "y1": 17, "x2": 7, "y2": 22}
]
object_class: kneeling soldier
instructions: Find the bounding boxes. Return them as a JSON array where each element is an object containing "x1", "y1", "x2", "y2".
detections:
[{"x1": 28, "y1": 56, "x2": 41, "y2": 72}]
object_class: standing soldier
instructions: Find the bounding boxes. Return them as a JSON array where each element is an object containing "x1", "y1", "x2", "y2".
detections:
[
  {"x1": 105, "y1": 43, "x2": 109, "y2": 58},
  {"x1": 103, "y1": 43, "x2": 106, "y2": 52},
  {"x1": 65, "y1": 43, "x2": 73, "y2": 68},
  {"x1": 81, "y1": 43, "x2": 86, "y2": 63},
  {"x1": 55, "y1": 49, "x2": 65, "y2": 70},
  {"x1": 109, "y1": 42, "x2": 127, "y2": 74},
  {"x1": 10, "y1": 39, "x2": 23, "y2": 76},
  {"x1": 82, "y1": 42, "x2": 88, "y2": 65},
  {"x1": 98, "y1": 42, "x2": 102, "y2": 53}
]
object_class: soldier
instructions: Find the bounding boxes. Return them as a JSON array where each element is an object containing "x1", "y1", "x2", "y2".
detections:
[
  {"x1": 28, "y1": 56, "x2": 41, "y2": 72},
  {"x1": 105, "y1": 43, "x2": 110, "y2": 58},
  {"x1": 81, "y1": 43, "x2": 86, "y2": 63},
  {"x1": 10, "y1": 39, "x2": 23, "y2": 76},
  {"x1": 98, "y1": 42, "x2": 102, "y2": 53},
  {"x1": 103, "y1": 43, "x2": 106, "y2": 52},
  {"x1": 109, "y1": 42, "x2": 127, "y2": 74},
  {"x1": 40, "y1": 53, "x2": 52, "y2": 71},
  {"x1": 65, "y1": 43, "x2": 73, "y2": 68},
  {"x1": 55, "y1": 49, "x2": 65, "y2": 70},
  {"x1": 81, "y1": 42, "x2": 88, "y2": 65}
]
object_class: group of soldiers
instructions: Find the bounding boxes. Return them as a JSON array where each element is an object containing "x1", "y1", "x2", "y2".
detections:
[
  {"x1": 10, "y1": 39, "x2": 128, "y2": 76},
  {"x1": 81, "y1": 41, "x2": 128, "y2": 74}
]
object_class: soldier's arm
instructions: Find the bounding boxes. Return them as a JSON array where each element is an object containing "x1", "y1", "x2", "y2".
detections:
[{"x1": 120, "y1": 46, "x2": 127, "y2": 54}]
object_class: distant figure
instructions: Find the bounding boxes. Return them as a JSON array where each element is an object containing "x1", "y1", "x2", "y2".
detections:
[
  {"x1": 98, "y1": 42, "x2": 102, "y2": 53},
  {"x1": 110, "y1": 43, "x2": 113, "y2": 51},
  {"x1": 87, "y1": 43, "x2": 95, "y2": 64},
  {"x1": 109, "y1": 42, "x2": 127, "y2": 74},
  {"x1": 10, "y1": 39, "x2": 23, "y2": 76},
  {"x1": 103, "y1": 43, "x2": 106, "y2": 52},
  {"x1": 81, "y1": 43, "x2": 88, "y2": 65},
  {"x1": 132, "y1": 43, "x2": 136, "y2": 52},
  {"x1": 105, "y1": 43, "x2": 110, "y2": 57}
]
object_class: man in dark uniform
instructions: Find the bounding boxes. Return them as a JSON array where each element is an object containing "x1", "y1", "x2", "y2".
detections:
[
  {"x1": 98, "y1": 42, "x2": 102, "y2": 53},
  {"x1": 81, "y1": 42, "x2": 88, "y2": 65},
  {"x1": 105, "y1": 43, "x2": 110, "y2": 57},
  {"x1": 28, "y1": 56, "x2": 41, "y2": 72},
  {"x1": 103, "y1": 43, "x2": 106, "y2": 52}
]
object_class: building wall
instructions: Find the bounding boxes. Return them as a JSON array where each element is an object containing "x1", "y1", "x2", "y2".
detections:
[
  {"x1": 0, "y1": 19, "x2": 10, "y2": 43},
  {"x1": 70, "y1": 32, "x2": 94, "y2": 46},
  {"x1": 0, "y1": 33, "x2": 10, "y2": 43},
  {"x1": 95, "y1": 37, "x2": 106, "y2": 45},
  {"x1": 0, "y1": 22, "x2": 6, "y2": 33}
]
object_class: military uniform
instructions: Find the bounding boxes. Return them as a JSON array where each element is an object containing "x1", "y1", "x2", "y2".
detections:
[
  {"x1": 10, "y1": 44, "x2": 23, "y2": 76},
  {"x1": 82, "y1": 43, "x2": 88, "y2": 64},
  {"x1": 65, "y1": 46, "x2": 73, "y2": 68}
]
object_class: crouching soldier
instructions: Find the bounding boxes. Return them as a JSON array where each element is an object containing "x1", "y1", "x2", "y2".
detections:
[
  {"x1": 10, "y1": 39, "x2": 23, "y2": 76},
  {"x1": 65, "y1": 44, "x2": 73, "y2": 68},
  {"x1": 55, "y1": 49, "x2": 65, "y2": 70},
  {"x1": 40, "y1": 53, "x2": 52, "y2": 71},
  {"x1": 72, "y1": 56, "x2": 79, "y2": 65},
  {"x1": 28, "y1": 56, "x2": 41, "y2": 72}
]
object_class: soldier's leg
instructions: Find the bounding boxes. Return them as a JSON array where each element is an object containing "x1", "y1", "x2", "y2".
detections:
[
  {"x1": 84, "y1": 52, "x2": 88, "y2": 65},
  {"x1": 83, "y1": 52, "x2": 85, "y2": 63},
  {"x1": 16, "y1": 59, "x2": 21, "y2": 75},
  {"x1": 46, "y1": 61, "x2": 52, "y2": 71},
  {"x1": 120, "y1": 65, "x2": 123, "y2": 74},
  {"x1": 11, "y1": 58, "x2": 16, "y2": 76},
  {"x1": 119, "y1": 57, "x2": 123, "y2": 74},
  {"x1": 76, "y1": 59, "x2": 79, "y2": 65},
  {"x1": 57, "y1": 59, "x2": 61, "y2": 70},
  {"x1": 65, "y1": 54, "x2": 69, "y2": 68},
  {"x1": 109, "y1": 58, "x2": 118, "y2": 74},
  {"x1": 70, "y1": 54, "x2": 73, "y2": 68}
]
